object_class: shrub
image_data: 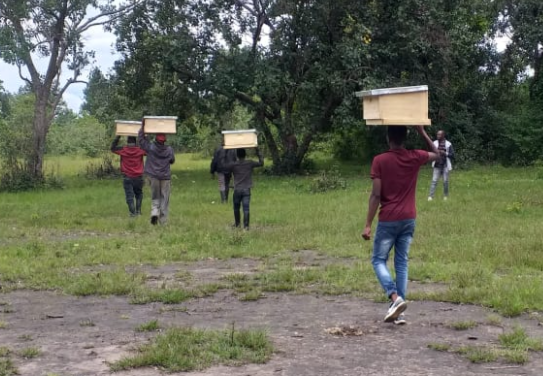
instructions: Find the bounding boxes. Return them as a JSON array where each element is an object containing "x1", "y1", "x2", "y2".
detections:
[
  {"x1": 310, "y1": 167, "x2": 347, "y2": 193},
  {"x1": 85, "y1": 153, "x2": 120, "y2": 180}
]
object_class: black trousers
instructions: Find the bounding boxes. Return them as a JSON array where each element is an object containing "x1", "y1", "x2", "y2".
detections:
[
  {"x1": 233, "y1": 188, "x2": 251, "y2": 228},
  {"x1": 123, "y1": 176, "x2": 144, "y2": 214}
]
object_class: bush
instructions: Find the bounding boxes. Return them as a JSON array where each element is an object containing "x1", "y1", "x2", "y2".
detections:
[
  {"x1": 48, "y1": 115, "x2": 107, "y2": 157},
  {"x1": 310, "y1": 167, "x2": 347, "y2": 193},
  {"x1": 85, "y1": 153, "x2": 121, "y2": 180},
  {"x1": 0, "y1": 160, "x2": 64, "y2": 192}
]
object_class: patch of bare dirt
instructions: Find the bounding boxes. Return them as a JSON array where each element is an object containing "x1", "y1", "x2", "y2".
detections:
[{"x1": 1, "y1": 257, "x2": 542, "y2": 376}]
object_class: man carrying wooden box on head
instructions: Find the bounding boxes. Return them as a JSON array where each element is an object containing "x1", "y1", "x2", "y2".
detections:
[
  {"x1": 111, "y1": 136, "x2": 146, "y2": 217},
  {"x1": 138, "y1": 123, "x2": 176, "y2": 225}
]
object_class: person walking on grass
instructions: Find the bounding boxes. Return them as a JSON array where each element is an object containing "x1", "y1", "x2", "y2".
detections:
[
  {"x1": 138, "y1": 123, "x2": 175, "y2": 225},
  {"x1": 428, "y1": 130, "x2": 454, "y2": 201},
  {"x1": 362, "y1": 126, "x2": 440, "y2": 325},
  {"x1": 222, "y1": 147, "x2": 263, "y2": 230},
  {"x1": 210, "y1": 141, "x2": 237, "y2": 204},
  {"x1": 111, "y1": 136, "x2": 146, "y2": 217}
]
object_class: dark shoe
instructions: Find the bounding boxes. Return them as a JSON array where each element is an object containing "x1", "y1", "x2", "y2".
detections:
[
  {"x1": 136, "y1": 197, "x2": 143, "y2": 215},
  {"x1": 220, "y1": 191, "x2": 227, "y2": 204},
  {"x1": 127, "y1": 201, "x2": 136, "y2": 216},
  {"x1": 151, "y1": 216, "x2": 158, "y2": 225},
  {"x1": 243, "y1": 211, "x2": 250, "y2": 229}
]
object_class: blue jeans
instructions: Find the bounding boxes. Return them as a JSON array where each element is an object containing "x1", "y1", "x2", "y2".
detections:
[
  {"x1": 429, "y1": 167, "x2": 449, "y2": 198},
  {"x1": 371, "y1": 219, "x2": 416, "y2": 300},
  {"x1": 233, "y1": 188, "x2": 251, "y2": 228}
]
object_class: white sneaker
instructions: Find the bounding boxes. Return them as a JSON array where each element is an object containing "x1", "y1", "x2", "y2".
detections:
[
  {"x1": 394, "y1": 313, "x2": 407, "y2": 325},
  {"x1": 428, "y1": 197, "x2": 433, "y2": 202},
  {"x1": 384, "y1": 297, "x2": 407, "y2": 322}
]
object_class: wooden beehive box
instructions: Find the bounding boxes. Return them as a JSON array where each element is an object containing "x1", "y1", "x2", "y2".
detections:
[
  {"x1": 143, "y1": 116, "x2": 178, "y2": 134},
  {"x1": 115, "y1": 120, "x2": 141, "y2": 136},
  {"x1": 355, "y1": 85, "x2": 431, "y2": 126},
  {"x1": 222, "y1": 129, "x2": 258, "y2": 149}
]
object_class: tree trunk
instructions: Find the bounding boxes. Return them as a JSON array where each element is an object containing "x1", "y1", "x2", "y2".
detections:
[{"x1": 27, "y1": 96, "x2": 49, "y2": 181}]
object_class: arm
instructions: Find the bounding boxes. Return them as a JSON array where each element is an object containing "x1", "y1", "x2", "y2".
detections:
[
  {"x1": 415, "y1": 126, "x2": 440, "y2": 162},
  {"x1": 110, "y1": 136, "x2": 122, "y2": 154},
  {"x1": 210, "y1": 149, "x2": 218, "y2": 174},
  {"x1": 447, "y1": 143, "x2": 455, "y2": 160},
  {"x1": 170, "y1": 148, "x2": 175, "y2": 165},
  {"x1": 253, "y1": 147, "x2": 264, "y2": 167},
  {"x1": 362, "y1": 178, "x2": 381, "y2": 240},
  {"x1": 138, "y1": 123, "x2": 151, "y2": 152}
]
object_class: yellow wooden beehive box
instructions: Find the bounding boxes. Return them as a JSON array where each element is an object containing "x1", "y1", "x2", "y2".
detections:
[
  {"x1": 143, "y1": 116, "x2": 178, "y2": 134},
  {"x1": 355, "y1": 85, "x2": 431, "y2": 126},
  {"x1": 115, "y1": 120, "x2": 141, "y2": 136},
  {"x1": 222, "y1": 129, "x2": 258, "y2": 149}
]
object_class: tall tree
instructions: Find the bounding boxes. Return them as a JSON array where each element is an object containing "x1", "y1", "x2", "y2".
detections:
[{"x1": 0, "y1": 0, "x2": 140, "y2": 180}]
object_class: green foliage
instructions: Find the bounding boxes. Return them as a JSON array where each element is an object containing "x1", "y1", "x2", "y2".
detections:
[
  {"x1": 310, "y1": 167, "x2": 347, "y2": 193},
  {"x1": 111, "y1": 327, "x2": 273, "y2": 372},
  {"x1": 135, "y1": 320, "x2": 160, "y2": 332},
  {"x1": 48, "y1": 115, "x2": 107, "y2": 158},
  {"x1": 84, "y1": 153, "x2": 120, "y2": 180}
]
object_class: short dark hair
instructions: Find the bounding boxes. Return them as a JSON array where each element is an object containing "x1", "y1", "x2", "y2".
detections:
[
  {"x1": 127, "y1": 136, "x2": 137, "y2": 144},
  {"x1": 236, "y1": 148, "x2": 246, "y2": 159},
  {"x1": 387, "y1": 126, "x2": 407, "y2": 145}
]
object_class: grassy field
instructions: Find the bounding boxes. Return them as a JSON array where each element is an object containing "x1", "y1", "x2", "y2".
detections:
[{"x1": 1, "y1": 153, "x2": 543, "y2": 317}]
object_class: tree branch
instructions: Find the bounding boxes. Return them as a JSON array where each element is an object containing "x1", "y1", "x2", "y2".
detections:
[
  {"x1": 76, "y1": 1, "x2": 141, "y2": 33},
  {"x1": 16, "y1": 62, "x2": 33, "y2": 87}
]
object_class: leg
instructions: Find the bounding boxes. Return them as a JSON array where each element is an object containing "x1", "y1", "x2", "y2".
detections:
[
  {"x1": 233, "y1": 190, "x2": 242, "y2": 227},
  {"x1": 428, "y1": 168, "x2": 441, "y2": 199},
  {"x1": 123, "y1": 177, "x2": 136, "y2": 216},
  {"x1": 242, "y1": 189, "x2": 251, "y2": 229},
  {"x1": 443, "y1": 168, "x2": 449, "y2": 198},
  {"x1": 133, "y1": 176, "x2": 144, "y2": 215},
  {"x1": 371, "y1": 222, "x2": 398, "y2": 298},
  {"x1": 393, "y1": 220, "x2": 416, "y2": 301},
  {"x1": 217, "y1": 173, "x2": 227, "y2": 203},
  {"x1": 159, "y1": 180, "x2": 171, "y2": 224},
  {"x1": 149, "y1": 177, "x2": 161, "y2": 224},
  {"x1": 224, "y1": 173, "x2": 232, "y2": 203}
]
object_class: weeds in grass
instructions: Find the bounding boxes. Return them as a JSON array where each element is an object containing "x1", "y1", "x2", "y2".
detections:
[
  {"x1": 240, "y1": 289, "x2": 264, "y2": 301},
  {"x1": 464, "y1": 346, "x2": 498, "y2": 363},
  {"x1": 448, "y1": 320, "x2": 478, "y2": 331},
  {"x1": 111, "y1": 327, "x2": 273, "y2": 372},
  {"x1": 0, "y1": 358, "x2": 18, "y2": 376},
  {"x1": 0, "y1": 322, "x2": 7, "y2": 329},
  {"x1": 130, "y1": 288, "x2": 193, "y2": 305},
  {"x1": 0, "y1": 348, "x2": 9, "y2": 357},
  {"x1": 486, "y1": 314, "x2": 502, "y2": 327},
  {"x1": 79, "y1": 319, "x2": 95, "y2": 327},
  {"x1": 498, "y1": 326, "x2": 543, "y2": 351},
  {"x1": 136, "y1": 320, "x2": 160, "y2": 332},
  {"x1": 427, "y1": 342, "x2": 451, "y2": 352},
  {"x1": 18, "y1": 347, "x2": 40, "y2": 359},
  {"x1": 18, "y1": 335, "x2": 32, "y2": 342}
]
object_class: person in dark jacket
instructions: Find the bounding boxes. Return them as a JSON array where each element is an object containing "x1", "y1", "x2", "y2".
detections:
[
  {"x1": 210, "y1": 144, "x2": 237, "y2": 203},
  {"x1": 222, "y1": 148, "x2": 263, "y2": 229},
  {"x1": 111, "y1": 136, "x2": 147, "y2": 216},
  {"x1": 138, "y1": 124, "x2": 175, "y2": 225}
]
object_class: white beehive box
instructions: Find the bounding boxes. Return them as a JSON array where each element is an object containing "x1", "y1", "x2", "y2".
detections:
[
  {"x1": 222, "y1": 129, "x2": 258, "y2": 149},
  {"x1": 115, "y1": 120, "x2": 141, "y2": 136},
  {"x1": 143, "y1": 116, "x2": 178, "y2": 134},
  {"x1": 355, "y1": 85, "x2": 431, "y2": 126}
]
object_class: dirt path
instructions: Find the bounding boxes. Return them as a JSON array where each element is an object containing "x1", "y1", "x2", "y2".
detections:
[{"x1": 1, "y1": 287, "x2": 542, "y2": 376}]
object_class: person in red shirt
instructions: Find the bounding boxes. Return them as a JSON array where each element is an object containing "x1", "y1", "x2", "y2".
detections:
[
  {"x1": 362, "y1": 126, "x2": 439, "y2": 324},
  {"x1": 111, "y1": 136, "x2": 147, "y2": 216}
]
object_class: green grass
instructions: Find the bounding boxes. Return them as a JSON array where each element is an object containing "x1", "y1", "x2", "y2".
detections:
[
  {"x1": 111, "y1": 326, "x2": 273, "y2": 372},
  {"x1": 135, "y1": 320, "x2": 160, "y2": 332},
  {"x1": 0, "y1": 358, "x2": 17, "y2": 376},
  {"x1": 448, "y1": 320, "x2": 478, "y2": 331},
  {"x1": 1, "y1": 155, "x2": 543, "y2": 316},
  {"x1": 498, "y1": 326, "x2": 543, "y2": 351},
  {"x1": 427, "y1": 342, "x2": 451, "y2": 352},
  {"x1": 18, "y1": 347, "x2": 40, "y2": 359}
]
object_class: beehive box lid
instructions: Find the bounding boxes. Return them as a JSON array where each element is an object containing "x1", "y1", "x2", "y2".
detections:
[
  {"x1": 355, "y1": 85, "x2": 428, "y2": 98},
  {"x1": 221, "y1": 129, "x2": 257, "y2": 135},
  {"x1": 143, "y1": 116, "x2": 179, "y2": 120},
  {"x1": 143, "y1": 116, "x2": 178, "y2": 134},
  {"x1": 115, "y1": 120, "x2": 141, "y2": 136}
]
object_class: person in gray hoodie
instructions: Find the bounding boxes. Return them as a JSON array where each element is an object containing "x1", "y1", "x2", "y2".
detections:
[{"x1": 138, "y1": 124, "x2": 175, "y2": 225}]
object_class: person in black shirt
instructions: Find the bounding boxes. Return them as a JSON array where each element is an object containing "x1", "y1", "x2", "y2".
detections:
[
  {"x1": 223, "y1": 148, "x2": 264, "y2": 229},
  {"x1": 210, "y1": 143, "x2": 237, "y2": 203}
]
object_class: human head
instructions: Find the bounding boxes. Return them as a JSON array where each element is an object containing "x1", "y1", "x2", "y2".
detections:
[
  {"x1": 437, "y1": 130, "x2": 446, "y2": 141},
  {"x1": 387, "y1": 126, "x2": 407, "y2": 147},
  {"x1": 155, "y1": 133, "x2": 166, "y2": 144},
  {"x1": 127, "y1": 136, "x2": 137, "y2": 145},
  {"x1": 236, "y1": 148, "x2": 246, "y2": 159}
]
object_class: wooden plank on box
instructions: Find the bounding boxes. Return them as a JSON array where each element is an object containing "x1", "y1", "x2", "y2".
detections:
[
  {"x1": 354, "y1": 85, "x2": 431, "y2": 126},
  {"x1": 143, "y1": 116, "x2": 178, "y2": 134},
  {"x1": 115, "y1": 120, "x2": 141, "y2": 136},
  {"x1": 222, "y1": 129, "x2": 258, "y2": 149}
]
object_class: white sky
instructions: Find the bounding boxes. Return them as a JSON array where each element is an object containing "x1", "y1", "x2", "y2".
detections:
[{"x1": 0, "y1": 12, "x2": 512, "y2": 113}]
